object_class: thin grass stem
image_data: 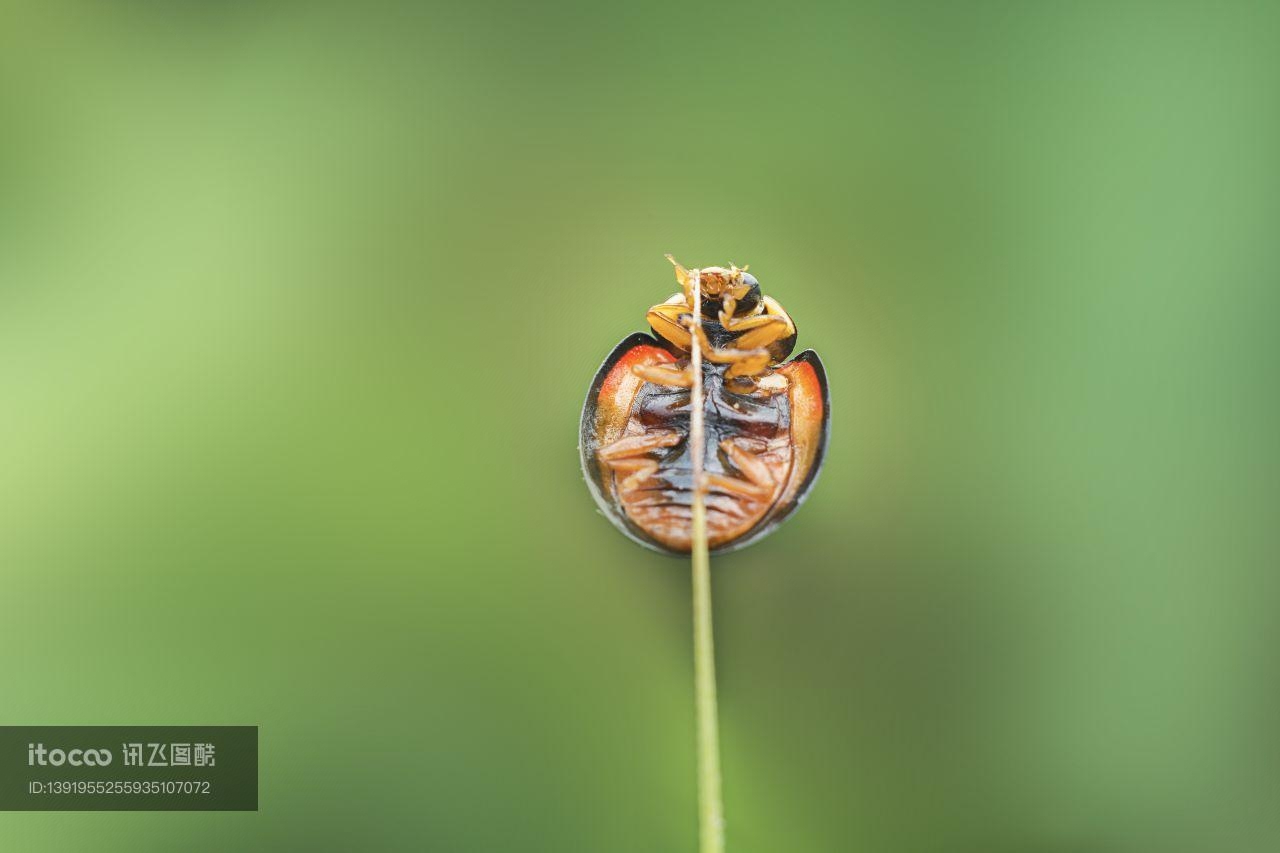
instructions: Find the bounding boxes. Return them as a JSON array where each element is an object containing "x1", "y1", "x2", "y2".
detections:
[{"x1": 687, "y1": 267, "x2": 725, "y2": 853}]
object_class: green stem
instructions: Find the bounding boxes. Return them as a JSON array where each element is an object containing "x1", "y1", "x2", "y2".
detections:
[
  {"x1": 691, "y1": 502, "x2": 724, "y2": 853},
  {"x1": 687, "y1": 266, "x2": 724, "y2": 853}
]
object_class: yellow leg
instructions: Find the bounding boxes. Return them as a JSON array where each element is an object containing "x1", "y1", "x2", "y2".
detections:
[
  {"x1": 646, "y1": 299, "x2": 692, "y2": 351},
  {"x1": 699, "y1": 438, "x2": 776, "y2": 499},
  {"x1": 597, "y1": 431, "x2": 682, "y2": 461},
  {"x1": 612, "y1": 458, "x2": 660, "y2": 492},
  {"x1": 598, "y1": 430, "x2": 682, "y2": 492},
  {"x1": 719, "y1": 438, "x2": 776, "y2": 490},
  {"x1": 723, "y1": 351, "x2": 773, "y2": 380},
  {"x1": 722, "y1": 296, "x2": 795, "y2": 352},
  {"x1": 631, "y1": 361, "x2": 694, "y2": 388},
  {"x1": 687, "y1": 323, "x2": 771, "y2": 379},
  {"x1": 701, "y1": 472, "x2": 771, "y2": 500}
]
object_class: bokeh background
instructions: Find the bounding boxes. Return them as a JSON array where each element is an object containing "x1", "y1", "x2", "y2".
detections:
[{"x1": 2, "y1": 2, "x2": 1277, "y2": 851}]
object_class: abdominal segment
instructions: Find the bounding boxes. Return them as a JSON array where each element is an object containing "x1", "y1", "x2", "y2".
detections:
[
  {"x1": 595, "y1": 367, "x2": 795, "y2": 552},
  {"x1": 618, "y1": 443, "x2": 792, "y2": 552},
  {"x1": 582, "y1": 333, "x2": 830, "y2": 556}
]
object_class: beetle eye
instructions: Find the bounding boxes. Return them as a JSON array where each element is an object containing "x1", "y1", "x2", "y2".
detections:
[{"x1": 733, "y1": 275, "x2": 762, "y2": 315}]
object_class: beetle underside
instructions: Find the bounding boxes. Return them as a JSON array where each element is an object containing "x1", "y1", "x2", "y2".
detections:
[{"x1": 580, "y1": 257, "x2": 829, "y2": 555}]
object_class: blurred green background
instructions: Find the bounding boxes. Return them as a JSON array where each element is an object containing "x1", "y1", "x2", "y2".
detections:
[{"x1": 2, "y1": 1, "x2": 1277, "y2": 851}]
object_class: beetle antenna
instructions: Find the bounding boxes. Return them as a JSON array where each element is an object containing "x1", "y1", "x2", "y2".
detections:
[
  {"x1": 666, "y1": 253, "x2": 695, "y2": 309},
  {"x1": 666, "y1": 254, "x2": 690, "y2": 284}
]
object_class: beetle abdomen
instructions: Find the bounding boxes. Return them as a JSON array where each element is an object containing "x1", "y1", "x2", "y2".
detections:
[{"x1": 581, "y1": 332, "x2": 828, "y2": 555}]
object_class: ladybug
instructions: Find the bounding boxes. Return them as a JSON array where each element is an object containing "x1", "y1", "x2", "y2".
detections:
[{"x1": 580, "y1": 256, "x2": 829, "y2": 554}]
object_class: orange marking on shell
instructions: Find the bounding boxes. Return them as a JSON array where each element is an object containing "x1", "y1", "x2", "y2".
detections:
[
  {"x1": 594, "y1": 345, "x2": 675, "y2": 446},
  {"x1": 772, "y1": 360, "x2": 824, "y2": 518}
]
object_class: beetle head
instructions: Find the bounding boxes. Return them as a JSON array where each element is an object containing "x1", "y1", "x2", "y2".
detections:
[{"x1": 666, "y1": 255, "x2": 762, "y2": 317}]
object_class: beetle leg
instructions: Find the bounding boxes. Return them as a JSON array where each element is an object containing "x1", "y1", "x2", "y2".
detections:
[
  {"x1": 597, "y1": 430, "x2": 682, "y2": 461},
  {"x1": 723, "y1": 296, "x2": 796, "y2": 351},
  {"x1": 645, "y1": 298, "x2": 692, "y2": 351},
  {"x1": 699, "y1": 438, "x2": 776, "y2": 500},
  {"x1": 686, "y1": 322, "x2": 772, "y2": 379},
  {"x1": 718, "y1": 438, "x2": 776, "y2": 492},
  {"x1": 717, "y1": 294, "x2": 760, "y2": 328},
  {"x1": 701, "y1": 472, "x2": 772, "y2": 500},
  {"x1": 598, "y1": 430, "x2": 682, "y2": 492},
  {"x1": 631, "y1": 361, "x2": 694, "y2": 388},
  {"x1": 612, "y1": 459, "x2": 661, "y2": 492},
  {"x1": 722, "y1": 350, "x2": 774, "y2": 380}
]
